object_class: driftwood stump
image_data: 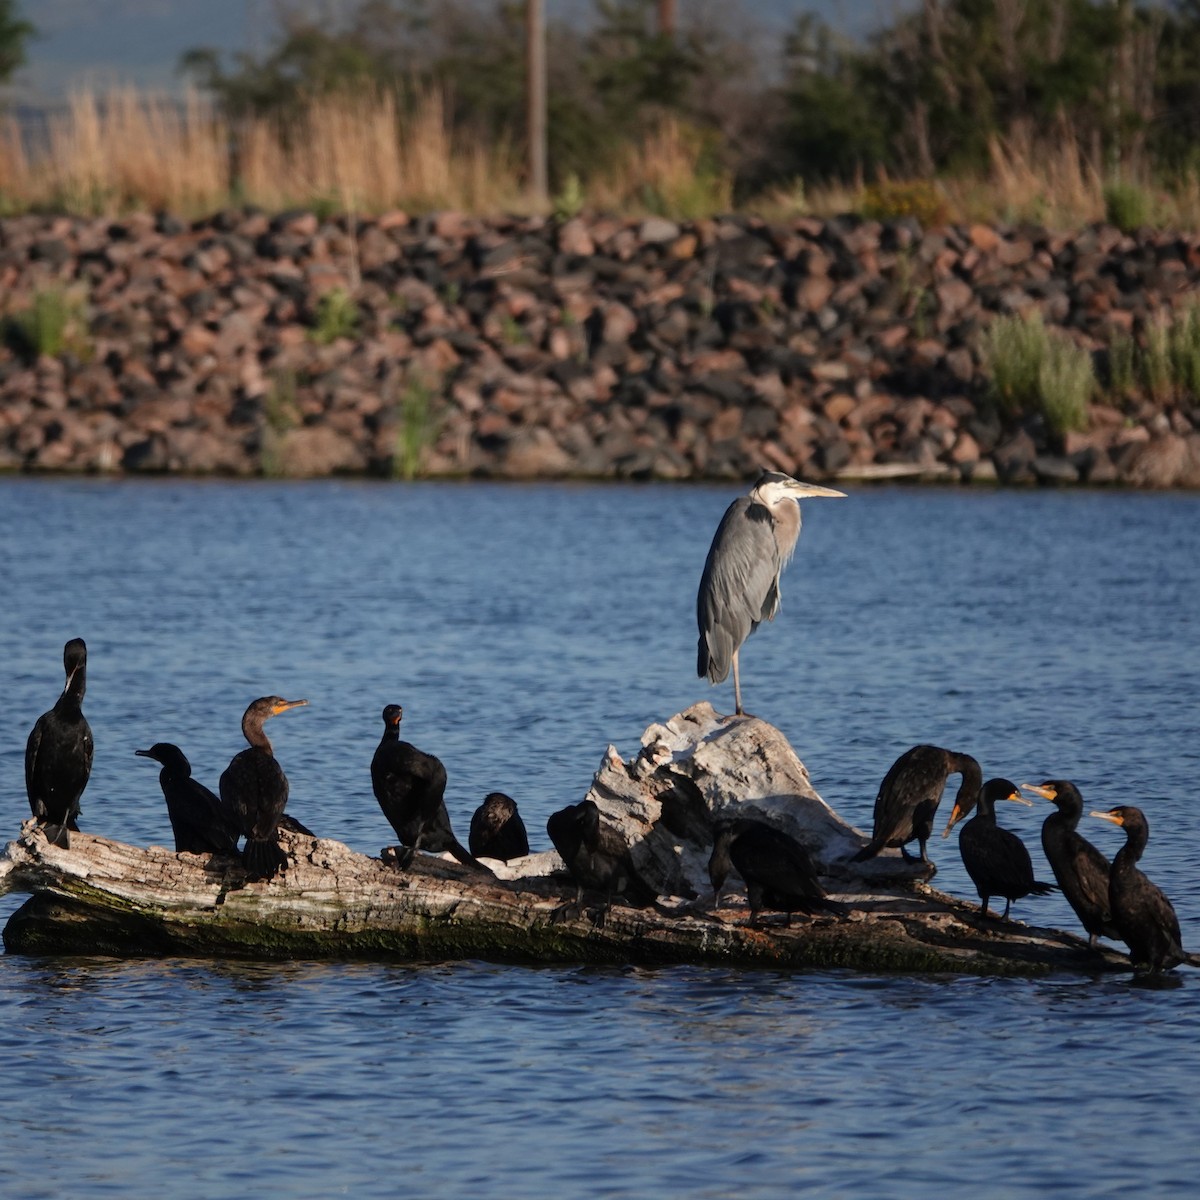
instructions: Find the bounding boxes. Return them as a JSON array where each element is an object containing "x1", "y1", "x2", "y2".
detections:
[{"x1": 0, "y1": 703, "x2": 1127, "y2": 975}]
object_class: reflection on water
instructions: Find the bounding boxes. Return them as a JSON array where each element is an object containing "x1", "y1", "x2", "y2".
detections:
[{"x1": 1, "y1": 480, "x2": 1200, "y2": 1197}]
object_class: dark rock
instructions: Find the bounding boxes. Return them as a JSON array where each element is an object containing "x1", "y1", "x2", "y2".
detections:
[
  {"x1": 993, "y1": 431, "x2": 1038, "y2": 483},
  {"x1": 1031, "y1": 455, "x2": 1080, "y2": 485}
]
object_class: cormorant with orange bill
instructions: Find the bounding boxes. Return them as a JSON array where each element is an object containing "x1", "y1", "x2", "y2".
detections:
[
  {"x1": 853, "y1": 744, "x2": 982, "y2": 864},
  {"x1": 1023, "y1": 780, "x2": 1118, "y2": 948},
  {"x1": 219, "y1": 695, "x2": 308, "y2": 881},
  {"x1": 1091, "y1": 805, "x2": 1199, "y2": 973},
  {"x1": 942, "y1": 777, "x2": 1055, "y2": 919}
]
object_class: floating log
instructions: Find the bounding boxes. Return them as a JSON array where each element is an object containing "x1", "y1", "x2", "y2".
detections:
[{"x1": 0, "y1": 703, "x2": 1128, "y2": 975}]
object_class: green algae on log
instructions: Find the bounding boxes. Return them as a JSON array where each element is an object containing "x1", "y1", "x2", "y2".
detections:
[
  {"x1": 0, "y1": 703, "x2": 1129, "y2": 974},
  {"x1": 0, "y1": 822, "x2": 1123, "y2": 973}
]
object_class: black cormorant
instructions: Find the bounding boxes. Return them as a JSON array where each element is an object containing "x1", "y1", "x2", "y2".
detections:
[
  {"x1": 942, "y1": 776, "x2": 1055, "y2": 919},
  {"x1": 546, "y1": 799, "x2": 659, "y2": 913},
  {"x1": 709, "y1": 818, "x2": 840, "y2": 924},
  {"x1": 1023, "y1": 780, "x2": 1118, "y2": 948},
  {"x1": 136, "y1": 742, "x2": 240, "y2": 855},
  {"x1": 1091, "y1": 806, "x2": 1193, "y2": 973},
  {"x1": 219, "y1": 695, "x2": 307, "y2": 881},
  {"x1": 370, "y1": 704, "x2": 478, "y2": 867},
  {"x1": 853, "y1": 744, "x2": 982, "y2": 863},
  {"x1": 25, "y1": 637, "x2": 93, "y2": 848},
  {"x1": 469, "y1": 792, "x2": 529, "y2": 862}
]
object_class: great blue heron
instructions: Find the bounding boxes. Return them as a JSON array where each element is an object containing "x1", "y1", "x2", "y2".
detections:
[{"x1": 696, "y1": 472, "x2": 845, "y2": 715}]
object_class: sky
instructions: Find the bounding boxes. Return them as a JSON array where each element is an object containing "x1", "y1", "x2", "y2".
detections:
[{"x1": 11, "y1": 0, "x2": 887, "y2": 105}]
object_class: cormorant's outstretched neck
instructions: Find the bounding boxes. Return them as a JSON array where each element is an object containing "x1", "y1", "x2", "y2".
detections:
[{"x1": 25, "y1": 638, "x2": 93, "y2": 848}]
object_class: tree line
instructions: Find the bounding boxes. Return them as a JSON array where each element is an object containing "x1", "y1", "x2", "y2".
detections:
[{"x1": 8, "y1": 0, "x2": 1200, "y2": 200}]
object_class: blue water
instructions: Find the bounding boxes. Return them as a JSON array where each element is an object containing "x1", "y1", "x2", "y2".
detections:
[{"x1": 1, "y1": 479, "x2": 1199, "y2": 1197}]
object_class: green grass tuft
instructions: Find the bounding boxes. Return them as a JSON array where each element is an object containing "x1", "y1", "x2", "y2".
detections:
[
  {"x1": 1103, "y1": 181, "x2": 1153, "y2": 233},
  {"x1": 981, "y1": 310, "x2": 1093, "y2": 434},
  {"x1": 4, "y1": 286, "x2": 91, "y2": 361},
  {"x1": 311, "y1": 287, "x2": 359, "y2": 345},
  {"x1": 393, "y1": 373, "x2": 440, "y2": 481}
]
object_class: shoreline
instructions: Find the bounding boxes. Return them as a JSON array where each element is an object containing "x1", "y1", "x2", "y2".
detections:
[{"x1": 2, "y1": 209, "x2": 1198, "y2": 489}]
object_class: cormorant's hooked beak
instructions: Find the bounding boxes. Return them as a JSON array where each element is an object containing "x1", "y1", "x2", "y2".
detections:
[
  {"x1": 1090, "y1": 809, "x2": 1125, "y2": 827},
  {"x1": 134, "y1": 748, "x2": 153, "y2": 758},
  {"x1": 1021, "y1": 783, "x2": 1056, "y2": 803},
  {"x1": 272, "y1": 698, "x2": 308, "y2": 714},
  {"x1": 784, "y1": 481, "x2": 847, "y2": 500},
  {"x1": 942, "y1": 803, "x2": 967, "y2": 837},
  {"x1": 1003, "y1": 792, "x2": 1033, "y2": 806}
]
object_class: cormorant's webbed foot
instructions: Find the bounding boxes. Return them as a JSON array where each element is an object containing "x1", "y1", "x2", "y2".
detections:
[{"x1": 382, "y1": 844, "x2": 415, "y2": 870}]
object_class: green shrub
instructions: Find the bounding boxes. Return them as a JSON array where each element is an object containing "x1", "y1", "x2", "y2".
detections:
[
  {"x1": 4, "y1": 286, "x2": 90, "y2": 360},
  {"x1": 982, "y1": 310, "x2": 1049, "y2": 417},
  {"x1": 1167, "y1": 303, "x2": 1200, "y2": 400},
  {"x1": 261, "y1": 369, "x2": 300, "y2": 477},
  {"x1": 394, "y1": 373, "x2": 440, "y2": 481},
  {"x1": 1140, "y1": 318, "x2": 1173, "y2": 404},
  {"x1": 1103, "y1": 181, "x2": 1153, "y2": 233},
  {"x1": 1104, "y1": 331, "x2": 1137, "y2": 399},
  {"x1": 1037, "y1": 337, "x2": 1095, "y2": 435},
  {"x1": 981, "y1": 310, "x2": 1093, "y2": 434},
  {"x1": 311, "y1": 287, "x2": 359, "y2": 345}
]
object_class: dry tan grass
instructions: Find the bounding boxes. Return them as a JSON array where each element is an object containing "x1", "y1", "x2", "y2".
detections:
[
  {"x1": 237, "y1": 89, "x2": 524, "y2": 214},
  {"x1": 7, "y1": 86, "x2": 1200, "y2": 230},
  {"x1": 0, "y1": 89, "x2": 229, "y2": 213},
  {"x1": 0, "y1": 86, "x2": 524, "y2": 217},
  {"x1": 588, "y1": 117, "x2": 733, "y2": 218}
]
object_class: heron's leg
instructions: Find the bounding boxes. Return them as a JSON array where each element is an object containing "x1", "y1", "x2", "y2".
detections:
[{"x1": 732, "y1": 649, "x2": 743, "y2": 715}]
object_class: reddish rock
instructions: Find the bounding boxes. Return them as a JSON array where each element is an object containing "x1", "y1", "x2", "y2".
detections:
[{"x1": 1120, "y1": 434, "x2": 1190, "y2": 488}]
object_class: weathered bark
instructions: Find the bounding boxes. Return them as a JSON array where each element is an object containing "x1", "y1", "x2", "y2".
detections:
[{"x1": 0, "y1": 703, "x2": 1129, "y2": 975}]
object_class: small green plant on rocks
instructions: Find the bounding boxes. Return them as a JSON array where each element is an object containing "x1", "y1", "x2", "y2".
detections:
[
  {"x1": 1104, "y1": 330, "x2": 1137, "y2": 400},
  {"x1": 311, "y1": 288, "x2": 359, "y2": 345},
  {"x1": 1167, "y1": 303, "x2": 1200, "y2": 401},
  {"x1": 4, "y1": 286, "x2": 91, "y2": 361},
  {"x1": 553, "y1": 172, "x2": 585, "y2": 221},
  {"x1": 1103, "y1": 181, "x2": 1153, "y2": 233},
  {"x1": 393, "y1": 373, "x2": 440, "y2": 481},
  {"x1": 261, "y1": 369, "x2": 301, "y2": 477}
]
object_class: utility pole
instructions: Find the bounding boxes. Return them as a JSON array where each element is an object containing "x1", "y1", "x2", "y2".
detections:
[
  {"x1": 658, "y1": 0, "x2": 676, "y2": 37},
  {"x1": 526, "y1": 0, "x2": 548, "y2": 204}
]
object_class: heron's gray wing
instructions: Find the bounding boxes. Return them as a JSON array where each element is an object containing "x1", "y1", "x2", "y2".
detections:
[{"x1": 696, "y1": 497, "x2": 783, "y2": 683}]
